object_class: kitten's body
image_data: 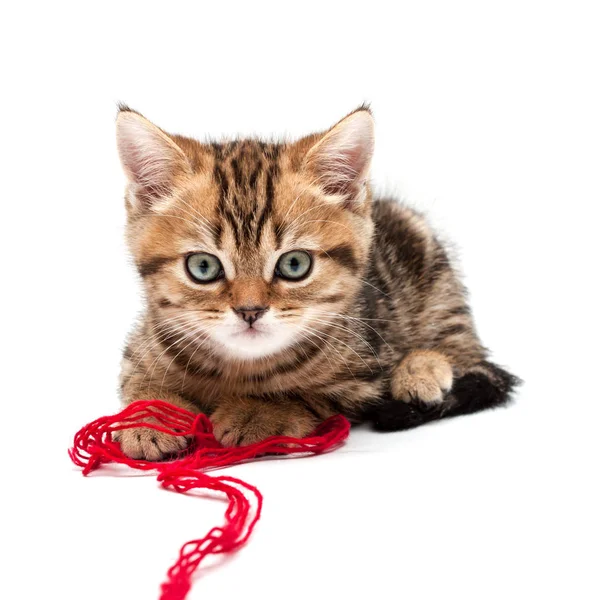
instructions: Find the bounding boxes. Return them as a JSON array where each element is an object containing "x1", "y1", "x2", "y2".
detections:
[{"x1": 116, "y1": 108, "x2": 517, "y2": 458}]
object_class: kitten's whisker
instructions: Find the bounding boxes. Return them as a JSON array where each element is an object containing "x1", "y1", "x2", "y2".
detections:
[
  {"x1": 149, "y1": 213, "x2": 214, "y2": 238},
  {"x1": 296, "y1": 325, "x2": 354, "y2": 380},
  {"x1": 307, "y1": 316, "x2": 383, "y2": 368},
  {"x1": 283, "y1": 203, "x2": 335, "y2": 236},
  {"x1": 314, "y1": 312, "x2": 397, "y2": 323},
  {"x1": 294, "y1": 324, "x2": 360, "y2": 380},
  {"x1": 288, "y1": 218, "x2": 357, "y2": 238},
  {"x1": 159, "y1": 325, "x2": 217, "y2": 396},
  {"x1": 277, "y1": 189, "x2": 306, "y2": 231},
  {"x1": 310, "y1": 310, "x2": 394, "y2": 354},
  {"x1": 135, "y1": 319, "x2": 201, "y2": 384},
  {"x1": 312, "y1": 328, "x2": 373, "y2": 373},
  {"x1": 294, "y1": 331, "x2": 336, "y2": 373},
  {"x1": 150, "y1": 194, "x2": 217, "y2": 238},
  {"x1": 128, "y1": 314, "x2": 198, "y2": 375},
  {"x1": 170, "y1": 194, "x2": 218, "y2": 235},
  {"x1": 277, "y1": 176, "x2": 324, "y2": 232},
  {"x1": 355, "y1": 278, "x2": 394, "y2": 301},
  {"x1": 142, "y1": 332, "x2": 196, "y2": 397},
  {"x1": 180, "y1": 324, "x2": 220, "y2": 392},
  {"x1": 140, "y1": 320, "x2": 205, "y2": 393}
]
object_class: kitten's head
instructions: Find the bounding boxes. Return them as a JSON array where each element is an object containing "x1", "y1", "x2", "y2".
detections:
[{"x1": 117, "y1": 106, "x2": 375, "y2": 361}]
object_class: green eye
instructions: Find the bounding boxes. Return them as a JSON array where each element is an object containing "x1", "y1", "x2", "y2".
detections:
[
  {"x1": 275, "y1": 250, "x2": 312, "y2": 280},
  {"x1": 185, "y1": 253, "x2": 223, "y2": 283}
]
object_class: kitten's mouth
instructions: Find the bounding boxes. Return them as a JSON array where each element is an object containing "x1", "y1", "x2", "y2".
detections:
[
  {"x1": 233, "y1": 325, "x2": 265, "y2": 337},
  {"x1": 211, "y1": 319, "x2": 298, "y2": 359}
]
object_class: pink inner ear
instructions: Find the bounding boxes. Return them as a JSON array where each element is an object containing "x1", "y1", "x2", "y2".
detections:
[
  {"x1": 116, "y1": 112, "x2": 189, "y2": 205},
  {"x1": 307, "y1": 111, "x2": 374, "y2": 198},
  {"x1": 125, "y1": 140, "x2": 174, "y2": 198},
  {"x1": 329, "y1": 144, "x2": 370, "y2": 196}
]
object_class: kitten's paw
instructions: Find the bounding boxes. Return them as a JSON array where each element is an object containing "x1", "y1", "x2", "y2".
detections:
[
  {"x1": 392, "y1": 350, "x2": 453, "y2": 406},
  {"x1": 211, "y1": 399, "x2": 317, "y2": 447},
  {"x1": 115, "y1": 427, "x2": 190, "y2": 461}
]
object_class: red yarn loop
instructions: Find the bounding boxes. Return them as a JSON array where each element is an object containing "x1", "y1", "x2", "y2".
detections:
[{"x1": 69, "y1": 400, "x2": 350, "y2": 600}]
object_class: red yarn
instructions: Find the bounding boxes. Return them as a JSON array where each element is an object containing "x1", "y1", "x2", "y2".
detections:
[{"x1": 69, "y1": 400, "x2": 350, "y2": 600}]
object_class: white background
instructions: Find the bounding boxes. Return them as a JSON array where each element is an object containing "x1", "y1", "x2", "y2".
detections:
[{"x1": 2, "y1": 1, "x2": 599, "y2": 598}]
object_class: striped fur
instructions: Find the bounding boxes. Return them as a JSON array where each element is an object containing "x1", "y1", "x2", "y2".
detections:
[{"x1": 115, "y1": 106, "x2": 518, "y2": 458}]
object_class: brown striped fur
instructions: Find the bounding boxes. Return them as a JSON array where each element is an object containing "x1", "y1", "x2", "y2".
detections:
[{"x1": 115, "y1": 106, "x2": 518, "y2": 459}]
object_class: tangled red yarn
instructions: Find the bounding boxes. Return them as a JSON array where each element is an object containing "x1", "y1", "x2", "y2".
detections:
[{"x1": 69, "y1": 400, "x2": 350, "y2": 600}]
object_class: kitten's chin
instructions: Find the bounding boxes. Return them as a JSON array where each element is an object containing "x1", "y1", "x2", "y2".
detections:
[{"x1": 210, "y1": 326, "x2": 298, "y2": 360}]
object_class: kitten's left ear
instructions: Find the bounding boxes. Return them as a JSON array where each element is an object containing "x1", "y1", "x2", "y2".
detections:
[
  {"x1": 304, "y1": 107, "x2": 375, "y2": 206},
  {"x1": 116, "y1": 107, "x2": 192, "y2": 210}
]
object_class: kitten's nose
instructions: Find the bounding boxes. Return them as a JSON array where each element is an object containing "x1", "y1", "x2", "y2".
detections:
[{"x1": 233, "y1": 306, "x2": 269, "y2": 326}]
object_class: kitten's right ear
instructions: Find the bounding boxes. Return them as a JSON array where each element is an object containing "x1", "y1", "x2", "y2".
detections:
[
  {"x1": 302, "y1": 107, "x2": 375, "y2": 208},
  {"x1": 116, "y1": 107, "x2": 191, "y2": 209}
]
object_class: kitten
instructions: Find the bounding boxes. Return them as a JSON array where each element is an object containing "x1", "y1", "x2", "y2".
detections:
[{"x1": 116, "y1": 105, "x2": 518, "y2": 459}]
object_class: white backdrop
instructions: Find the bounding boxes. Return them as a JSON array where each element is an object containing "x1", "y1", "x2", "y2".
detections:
[{"x1": 2, "y1": 1, "x2": 599, "y2": 599}]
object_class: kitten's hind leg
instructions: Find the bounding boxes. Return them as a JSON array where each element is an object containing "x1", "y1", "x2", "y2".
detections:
[{"x1": 370, "y1": 357, "x2": 519, "y2": 432}]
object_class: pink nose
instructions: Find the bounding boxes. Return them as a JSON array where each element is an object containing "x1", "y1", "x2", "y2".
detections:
[{"x1": 233, "y1": 306, "x2": 269, "y2": 325}]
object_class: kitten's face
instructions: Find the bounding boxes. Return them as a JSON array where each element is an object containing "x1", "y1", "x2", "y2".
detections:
[{"x1": 118, "y1": 108, "x2": 374, "y2": 361}]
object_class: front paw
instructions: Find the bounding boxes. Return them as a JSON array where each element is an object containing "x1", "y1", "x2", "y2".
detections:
[
  {"x1": 392, "y1": 350, "x2": 453, "y2": 406},
  {"x1": 115, "y1": 427, "x2": 190, "y2": 461},
  {"x1": 211, "y1": 398, "x2": 317, "y2": 447}
]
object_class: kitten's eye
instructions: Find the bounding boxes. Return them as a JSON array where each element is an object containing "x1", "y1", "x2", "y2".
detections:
[
  {"x1": 185, "y1": 253, "x2": 224, "y2": 283},
  {"x1": 275, "y1": 250, "x2": 312, "y2": 281}
]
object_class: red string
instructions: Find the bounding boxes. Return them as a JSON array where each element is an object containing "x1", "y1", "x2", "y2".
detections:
[{"x1": 69, "y1": 400, "x2": 350, "y2": 600}]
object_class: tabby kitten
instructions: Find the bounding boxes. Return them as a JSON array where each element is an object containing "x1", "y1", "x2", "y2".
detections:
[{"x1": 116, "y1": 105, "x2": 517, "y2": 459}]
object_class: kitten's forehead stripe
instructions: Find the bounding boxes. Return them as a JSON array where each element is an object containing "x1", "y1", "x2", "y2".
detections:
[
  {"x1": 255, "y1": 162, "x2": 277, "y2": 244},
  {"x1": 211, "y1": 139, "x2": 283, "y2": 250},
  {"x1": 230, "y1": 156, "x2": 242, "y2": 188},
  {"x1": 248, "y1": 160, "x2": 261, "y2": 189}
]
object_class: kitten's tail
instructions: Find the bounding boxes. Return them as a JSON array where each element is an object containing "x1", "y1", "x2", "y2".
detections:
[{"x1": 370, "y1": 361, "x2": 520, "y2": 432}]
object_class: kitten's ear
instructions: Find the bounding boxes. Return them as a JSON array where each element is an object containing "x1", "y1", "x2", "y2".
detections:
[
  {"x1": 116, "y1": 107, "x2": 191, "y2": 209},
  {"x1": 304, "y1": 108, "x2": 375, "y2": 206}
]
